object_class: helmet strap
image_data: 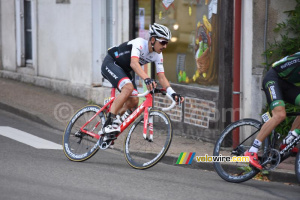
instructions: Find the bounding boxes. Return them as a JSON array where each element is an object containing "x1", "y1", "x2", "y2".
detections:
[
  {"x1": 150, "y1": 37, "x2": 157, "y2": 53},
  {"x1": 151, "y1": 43, "x2": 155, "y2": 52}
]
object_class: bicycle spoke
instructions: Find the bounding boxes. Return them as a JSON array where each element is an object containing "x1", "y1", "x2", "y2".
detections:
[
  {"x1": 124, "y1": 110, "x2": 172, "y2": 169},
  {"x1": 213, "y1": 119, "x2": 263, "y2": 183},
  {"x1": 63, "y1": 105, "x2": 106, "y2": 162}
]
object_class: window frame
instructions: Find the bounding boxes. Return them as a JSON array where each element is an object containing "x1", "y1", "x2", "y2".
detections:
[{"x1": 15, "y1": 0, "x2": 37, "y2": 69}]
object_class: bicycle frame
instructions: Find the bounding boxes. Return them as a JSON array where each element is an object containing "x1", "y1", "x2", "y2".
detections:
[
  {"x1": 262, "y1": 112, "x2": 300, "y2": 164},
  {"x1": 78, "y1": 88, "x2": 158, "y2": 141}
]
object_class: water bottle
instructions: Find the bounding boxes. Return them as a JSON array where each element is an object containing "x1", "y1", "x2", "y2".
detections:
[{"x1": 283, "y1": 129, "x2": 300, "y2": 144}]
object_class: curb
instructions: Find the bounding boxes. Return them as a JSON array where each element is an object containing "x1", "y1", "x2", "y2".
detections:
[
  {"x1": 0, "y1": 102, "x2": 62, "y2": 131},
  {"x1": 267, "y1": 170, "x2": 298, "y2": 184}
]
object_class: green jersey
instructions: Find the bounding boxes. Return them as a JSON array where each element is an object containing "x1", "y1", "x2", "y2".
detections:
[{"x1": 272, "y1": 52, "x2": 300, "y2": 86}]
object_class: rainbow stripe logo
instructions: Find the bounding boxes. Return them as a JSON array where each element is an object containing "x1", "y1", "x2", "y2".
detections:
[{"x1": 176, "y1": 152, "x2": 196, "y2": 164}]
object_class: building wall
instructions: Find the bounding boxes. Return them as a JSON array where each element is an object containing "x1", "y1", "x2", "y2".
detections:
[
  {"x1": 37, "y1": 0, "x2": 92, "y2": 85},
  {"x1": 1, "y1": 0, "x2": 17, "y2": 71},
  {"x1": 241, "y1": 0, "x2": 297, "y2": 121},
  {"x1": 0, "y1": 0, "x2": 2, "y2": 70},
  {"x1": 0, "y1": 0, "x2": 129, "y2": 103}
]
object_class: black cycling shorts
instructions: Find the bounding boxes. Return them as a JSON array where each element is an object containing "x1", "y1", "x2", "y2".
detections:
[
  {"x1": 262, "y1": 68, "x2": 300, "y2": 110},
  {"x1": 101, "y1": 54, "x2": 137, "y2": 94}
]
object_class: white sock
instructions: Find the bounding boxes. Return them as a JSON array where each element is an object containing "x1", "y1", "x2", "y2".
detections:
[{"x1": 249, "y1": 139, "x2": 262, "y2": 153}]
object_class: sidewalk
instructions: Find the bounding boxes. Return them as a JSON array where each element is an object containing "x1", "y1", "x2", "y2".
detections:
[{"x1": 0, "y1": 77, "x2": 298, "y2": 184}]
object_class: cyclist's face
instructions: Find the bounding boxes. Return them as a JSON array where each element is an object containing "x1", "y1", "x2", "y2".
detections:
[{"x1": 153, "y1": 37, "x2": 168, "y2": 53}]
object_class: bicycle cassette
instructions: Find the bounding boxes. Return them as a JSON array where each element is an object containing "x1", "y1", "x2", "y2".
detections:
[{"x1": 261, "y1": 149, "x2": 281, "y2": 170}]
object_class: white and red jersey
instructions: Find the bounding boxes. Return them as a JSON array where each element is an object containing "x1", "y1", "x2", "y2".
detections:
[{"x1": 107, "y1": 38, "x2": 164, "y2": 74}]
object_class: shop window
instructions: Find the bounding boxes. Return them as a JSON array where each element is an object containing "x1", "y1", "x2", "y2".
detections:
[{"x1": 155, "y1": 0, "x2": 219, "y2": 87}]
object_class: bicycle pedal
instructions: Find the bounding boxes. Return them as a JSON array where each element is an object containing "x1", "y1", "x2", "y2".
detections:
[
  {"x1": 99, "y1": 137, "x2": 112, "y2": 150},
  {"x1": 99, "y1": 142, "x2": 110, "y2": 150}
]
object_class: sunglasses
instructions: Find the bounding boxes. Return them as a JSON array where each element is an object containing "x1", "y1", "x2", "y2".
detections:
[{"x1": 155, "y1": 38, "x2": 169, "y2": 46}]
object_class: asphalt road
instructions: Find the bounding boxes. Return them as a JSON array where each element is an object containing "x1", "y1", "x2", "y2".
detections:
[{"x1": 0, "y1": 110, "x2": 299, "y2": 200}]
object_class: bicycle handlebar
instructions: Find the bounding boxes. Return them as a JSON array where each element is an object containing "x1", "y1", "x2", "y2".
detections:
[
  {"x1": 163, "y1": 93, "x2": 177, "y2": 111},
  {"x1": 131, "y1": 89, "x2": 177, "y2": 111},
  {"x1": 135, "y1": 90, "x2": 150, "y2": 97}
]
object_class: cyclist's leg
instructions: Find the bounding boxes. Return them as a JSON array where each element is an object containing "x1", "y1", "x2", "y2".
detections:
[
  {"x1": 256, "y1": 106, "x2": 286, "y2": 142},
  {"x1": 113, "y1": 72, "x2": 139, "y2": 116},
  {"x1": 118, "y1": 97, "x2": 139, "y2": 115},
  {"x1": 279, "y1": 84, "x2": 300, "y2": 150},
  {"x1": 291, "y1": 116, "x2": 300, "y2": 130},
  {"x1": 257, "y1": 69, "x2": 286, "y2": 142},
  {"x1": 283, "y1": 87, "x2": 300, "y2": 130},
  {"x1": 101, "y1": 55, "x2": 134, "y2": 114},
  {"x1": 246, "y1": 69, "x2": 286, "y2": 169},
  {"x1": 110, "y1": 83, "x2": 135, "y2": 115},
  {"x1": 101, "y1": 55, "x2": 135, "y2": 139}
]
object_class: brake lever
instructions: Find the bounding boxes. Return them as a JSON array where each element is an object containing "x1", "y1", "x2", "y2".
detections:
[
  {"x1": 177, "y1": 100, "x2": 182, "y2": 107},
  {"x1": 160, "y1": 88, "x2": 166, "y2": 95}
]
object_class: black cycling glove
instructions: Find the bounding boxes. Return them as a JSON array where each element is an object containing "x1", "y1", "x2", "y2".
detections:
[
  {"x1": 144, "y1": 78, "x2": 155, "y2": 86},
  {"x1": 171, "y1": 93, "x2": 182, "y2": 103}
]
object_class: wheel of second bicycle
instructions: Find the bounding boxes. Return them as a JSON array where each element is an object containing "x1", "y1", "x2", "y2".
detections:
[
  {"x1": 213, "y1": 118, "x2": 264, "y2": 183},
  {"x1": 296, "y1": 151, "x2": 300, "y2": 183},
  {"x1": 124, "y1": 109, "x2": 173, "y2": 169},
  {"x1": 63, "y1": 105, "x2": 106, "y2": 162}
]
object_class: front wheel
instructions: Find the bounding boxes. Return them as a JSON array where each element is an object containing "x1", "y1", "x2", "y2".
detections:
[
  {"x1": 295, "y1": 151, "x2": 300, "y2": 183},
  {"x1": 63, "y1": 105, "x2": 106, "y2": 162},
  {"x1": 124, "y1": 109, "x2": 173, "y2": 169},
  {"x1": 213, "y1": 118, "x2": 264, "y2": 183}
]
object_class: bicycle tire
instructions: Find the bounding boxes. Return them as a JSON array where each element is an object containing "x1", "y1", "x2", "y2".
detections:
[
  {"x1": 295, "y1": 150, "x2": 300, "y2": 183},
  {"x1": 124, "y1": 109, "x2": 173, "y2": 169},
  {"x1": 63, "y1": 105, "x2": 106, "y2": 162},
  {"x1": 213, "y1": 118, "x2": 264, "y2": 183}
]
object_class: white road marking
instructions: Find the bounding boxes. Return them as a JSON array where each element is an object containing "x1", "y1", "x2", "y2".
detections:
[{"x1": 0, "y1": 126, "x2": 62, "y2": 150}]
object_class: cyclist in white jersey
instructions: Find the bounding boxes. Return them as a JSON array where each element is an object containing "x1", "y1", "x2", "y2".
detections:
[{"x1": 101, "y1": 23, "x2": 184, "y2": 141}]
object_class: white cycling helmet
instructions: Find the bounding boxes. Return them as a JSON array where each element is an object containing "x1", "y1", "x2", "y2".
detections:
[{"x1": 149, "y1": 23, "x2": 172, "y2": 41}]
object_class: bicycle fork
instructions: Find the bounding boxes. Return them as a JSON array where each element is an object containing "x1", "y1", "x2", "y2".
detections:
[{"x1": 143, "y1": 108, "x2": 154, "y2": 142}]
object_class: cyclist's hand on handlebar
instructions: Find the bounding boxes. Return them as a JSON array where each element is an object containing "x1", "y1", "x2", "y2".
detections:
[
  {"x1": 144, "y1": 78, "x2": 157, "y2": 91},
  {"x1": 171, "y1": 93, "x2": 184, "y2": 105}
]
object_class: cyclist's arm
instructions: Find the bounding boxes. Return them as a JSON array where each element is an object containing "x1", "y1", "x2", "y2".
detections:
[
  {"x1": 157, "y1": 72, "x2": 170, "y2": 89},
  {"x1": 158, "y1": 72, "x2": 184, "y2": 103},
  {"x1": 130, "y1": 57, "x2": 156, "y2": 90},
  {"x1": 130, "y1": 57, "x2": 150, "y2": 80}
]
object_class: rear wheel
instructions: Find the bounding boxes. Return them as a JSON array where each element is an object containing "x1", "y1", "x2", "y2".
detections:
[
  {"x1": 63, "y1": 105, "x2": 106, "y2": 162},
  {"x1": 295, "y1": 151, "x2": 300, "y2": 183},
  {"x1": 213, "y1": 119, "x2": 264, "y2": 183},
  {"x1": 124, "y1": 109, "x2": 172, "y2": 169}
]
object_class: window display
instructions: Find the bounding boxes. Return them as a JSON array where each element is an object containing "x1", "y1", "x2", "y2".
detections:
[
  {"x1": 155, "y1": 0, "x2": 219, "y2": 86},
  {"x1": 134, "y1": 0, "x2": 219, "y2": 88}
]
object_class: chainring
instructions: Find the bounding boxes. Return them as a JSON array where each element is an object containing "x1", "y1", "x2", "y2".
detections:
[{"x1": 261, "y1": 149, "x2": 281, "y2": 170}]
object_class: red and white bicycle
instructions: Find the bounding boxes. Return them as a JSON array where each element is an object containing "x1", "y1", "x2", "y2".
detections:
[{"x1": 63, "y1": 85, "x2": 176, "y2": 169}]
